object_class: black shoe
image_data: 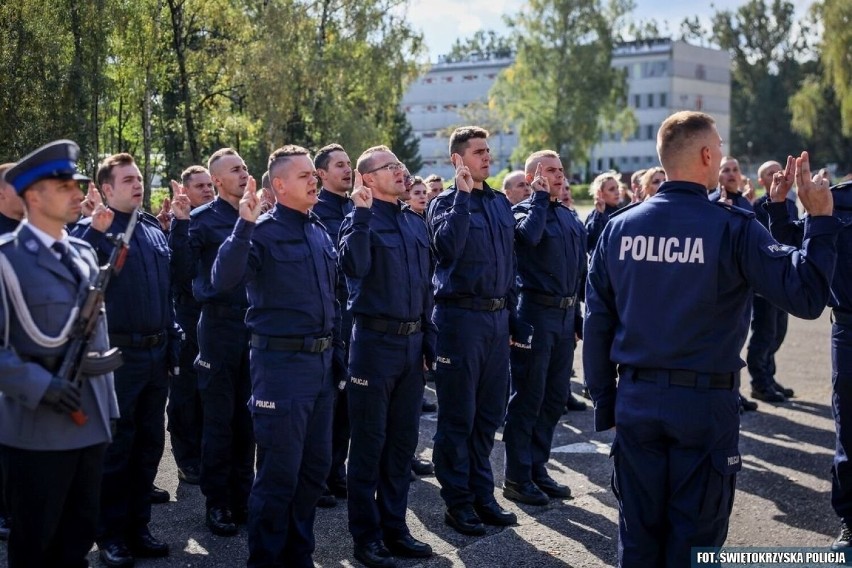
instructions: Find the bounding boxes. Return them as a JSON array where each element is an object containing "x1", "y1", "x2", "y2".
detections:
[
  {"x1": 832, "y1": 521, "x2": 852, "y2": 551},
  {"x1": 473, "y1": 501, "x2": 517, "y2": 526},
  {"x1": 177, "y1": 465, "x2": 200, "y2": 485},
  {"x1": 772, "y1": 380, "x2": 795, "y2": 398},
  {"x1": 421, "y1": 398, "x2": 437, "y2": 413},
  {"x1": 205, "y1": 507, "x2": 238, "y2": 536},
  {"x1": 444, "y1": 505, "x2": 486, "y2": 536},
  {"x1": 99, "y1": 541, "x2": 135, "y2": 567},
  {"x1": 353, "y1": 540, "x2": 395, "y2": 567},
  {"x1": 503, "y1": 479, "x2": 549, "y2": 506},
  {"x1": 534, "y1": 476, "x2": 573, "y2": 499},
  {"x1": 565, "y1": 394, "x2": 588, "y2": 411},
  {"x1": 386, "y1": 533, "x2": 433, "y2": 558},
  {"x1": 0, "y1": 514, "x2": 9, "y2": 541},
  {"x1": 411, "y1": 458, "x2": 434, "y2": 476},
  {"x1": 149, "y1": 485, "x2": 170, "y2": 504},
  {"x1": 751, "y1": 386, "x2": 786, "y2": 403},
  {"x1": 739, "y1": 395, "x2": 758, "y2": 412},
  {"x1": 317, "y1": 490, "x2": 337, "y2": 508},
  {"x1": 128, "y1": 527, "x2": 169, "y2": 558},
  {"x1": 231, "y1": 505, "x2": 249, "y2": 524},
  {"x1": 581, "y1": 387, "x2": 591, "y2": 399},
  {"x1": 329, "y1": 482, "x2": 348, "y2": 499}
]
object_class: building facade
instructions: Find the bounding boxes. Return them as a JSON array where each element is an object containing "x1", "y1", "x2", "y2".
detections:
[{"x1": 401, "y1": 39, "x2": 731, "y2": 180}]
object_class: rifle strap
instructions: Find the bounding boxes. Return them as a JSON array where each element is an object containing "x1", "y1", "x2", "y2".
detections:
[{"x1": 0, "y1": 251, "x2": 77, "y2": 348}]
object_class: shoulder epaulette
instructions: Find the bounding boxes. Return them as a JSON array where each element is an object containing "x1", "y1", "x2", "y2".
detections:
[
  {"x1": 190, "y1": 200, "x2": 215, "y2": 218},
  {"x1": 714, "y1": 201, "x2": 756, "y2": 219},
  {"x1": 139, "y1": 211, "x2": 161, "y2": 227},
  {"x1": 608, "y1": 202, "x2": 640, "y2": 219}
]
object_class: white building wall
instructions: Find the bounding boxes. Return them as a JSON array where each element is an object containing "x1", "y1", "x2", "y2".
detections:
[{"x1": 403, "y1": 40, "x2": 731, "y2": 180}]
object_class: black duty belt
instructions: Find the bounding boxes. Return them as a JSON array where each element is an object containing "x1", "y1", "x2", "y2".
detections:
[
  {"x1": 356, "y1": 315, "x2": 422, "y2": 336},
  {"x1": 109, "y1": 331, "x2": 166, "y2": 349},
  {"x1": 633, "y1": 368, "x2": 737, "y2": 390},
  {"x1": 204, "y1": 303, "x2": 248, "y2": 321},
  {"x1": 524, "y1": 291, "x2": 577, "y2": 309},
  {"x1": 436, "y1": 297, "x2": 506, "y2": 311},
  {"x1": 834, "y1": 309, "x2": 852, "y2": 327},
  {"x1": 19, "y1": 354, "x2": 62, "y2": 374},
  {"x1": 250, "y1": 334, "x2": 332, "y2": 353}
]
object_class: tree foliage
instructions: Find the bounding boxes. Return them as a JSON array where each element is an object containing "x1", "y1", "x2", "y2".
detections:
[
  {"x1": 443, "y1": 30, "x2": 515, "y2": 63},
  {"x1": 0, "y1": 0, "x2": 424, "y2": 204},
  {"x1": 489, "y1": 0, "x2": 635, "y2": 169}
]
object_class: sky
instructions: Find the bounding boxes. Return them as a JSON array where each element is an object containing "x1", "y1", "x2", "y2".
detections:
[{"x1": 406, "y1": 0, "x2": 815, "y2": 62}]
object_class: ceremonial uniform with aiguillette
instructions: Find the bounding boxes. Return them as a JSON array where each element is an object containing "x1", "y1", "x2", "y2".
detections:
[{"x1": 0, "y1": 140, "x2": 119, "y2": 568}]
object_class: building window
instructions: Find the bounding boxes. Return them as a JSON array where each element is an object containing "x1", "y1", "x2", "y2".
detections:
[
  {"x1": 442, "y1": 76, "x2": 454, "y2": 83},
  {"x1": 660, "y1": 93, "x2": 667, "y2": 107},
  {"x1": 422, "y1": 132, "x2": 437, "y2": 139},
  {"x1": 632, "y1": 156, "x2": 641, "y2": 164},
  {"x1": 423, "y1": 77, "x2": 434, "y2": 84},
  {"x1": 645, "y1": 125, "x2": 654, "y2": 140},
  {"x1": 695, "y1": 65, "x2": 706, "y2": 80},
  {"x1": 462, "y1": 74, "x2": 478, "y2": 81},
  {"x1": 633, "y1": 94, "x2": 641, "y2": 109},
  {"x1": 647, "y1": 93, "x2": 654, "y2": 108},
  {"x1": 442, "y1": 104, "x2": 457, "y2": 111}
]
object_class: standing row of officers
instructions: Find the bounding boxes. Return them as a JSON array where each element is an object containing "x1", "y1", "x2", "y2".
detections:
[{"x1": 0, "y1": 108, "x2": 850, "y2": 568}]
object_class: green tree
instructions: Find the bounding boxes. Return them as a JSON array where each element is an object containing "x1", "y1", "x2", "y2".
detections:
[
  {"x1": 444, "y1": 30, "x2": 515, "y2": 63},
  {"x1": 812, "y1": 0, "x2": 852, "y2": 136},
  {"x1": 489, "y1": 0, "x2": 635, "y2": 169},
  {"x1": 389, "y1": 109, "x2": 422, "y2": 173},
  {"x1": 708, "y1": 0, "x2": 808, "y2": 162}
]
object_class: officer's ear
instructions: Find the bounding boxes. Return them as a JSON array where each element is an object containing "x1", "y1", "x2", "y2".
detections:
[
  {"x1": 100, "y1": 182, "x2": 114, "y2": 203},
  {"x1": 316, "y1": 168, "x2": 329, "y2": 183},
  {"x1": 272, "y1": 176, "x2": 286, "y2": 196}
]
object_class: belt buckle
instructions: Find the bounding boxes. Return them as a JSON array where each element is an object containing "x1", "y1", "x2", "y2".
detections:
[
  {"x1": 398, "y1": 321, "x2": 418, "y2": 335},
  {"x1": 559, "y1": 296, "x2": 574, "y2": 309},
  {"x1": 313, "y1": 336, "x2": 331, "y2": 352},
  {"x1": 487, "y1": 298, "x2": 502, "y2": 311}
]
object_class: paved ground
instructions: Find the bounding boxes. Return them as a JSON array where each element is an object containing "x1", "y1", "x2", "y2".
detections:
[{"x1": 0, "y1": 309, "x2": 839, "y2": 567}]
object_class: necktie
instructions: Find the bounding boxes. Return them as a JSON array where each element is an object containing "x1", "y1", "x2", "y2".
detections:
[{"x1": 52, "y1": 241, "x2": 81, "y2": 284}]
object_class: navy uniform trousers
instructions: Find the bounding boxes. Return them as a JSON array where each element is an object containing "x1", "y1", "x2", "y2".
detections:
[
  {"x1": 247, "y1": 348, "x2": 334, "y2": 568},
  {"x1": 504, "y1": 298, "x2": 576, "y2": 483},
  {"x1": 611, "y1": 369, "x2": 741, "y2": 568},
  {"x1": 746, "y1": 295, "x2": 789, "y2": 391},
  {"x1": 432, "y1": 305, "x2": 510, "y2": 507},
  {"x1": 196, "y1": 307, "x2": 255, "y2": 512},
  {"x1": 168, "y1": 299, "x2": 203, "y2": 471},
  {"x1": 347, "y1": 325, "x2": 425, "y2": 545},
  {"x1": 97, "y1": 342, "x2": 169, "y2": 545},
  {"x1": 831, "y1": 314, "x2": 852, "y2": 523}
]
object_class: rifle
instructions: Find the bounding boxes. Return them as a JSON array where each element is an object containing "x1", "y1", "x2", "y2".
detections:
[{"x1": 57, "y1": 209, "x2": 139, "y2": 425}]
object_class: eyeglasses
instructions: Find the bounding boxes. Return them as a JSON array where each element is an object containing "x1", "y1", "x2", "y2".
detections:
[{"x1": 367, "y1": 162, "x2": 405, "y2": 174}]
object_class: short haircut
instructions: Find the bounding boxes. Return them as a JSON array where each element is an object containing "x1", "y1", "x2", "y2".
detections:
[
  {"x1": 96, "y1": 153, "x2": 136, "y2": 188},
  {"x1": 449, "y1": 126, "x2": 488, "y2": 157},
  {"x1": 261, "y1": 171, "x2": 270, "y2": 190},
  {"x1": 412, "y1": 176, "x2": 424, "y2": 185},
  {"x1": 502, "y1": 170, "x2": 526, "y2": 190},
  {"x1": 524, "y1": 150, "x2": 559, "y2": 174},
  {"x1": 641, "y1": 166, "x2": 665, "y2": 189},
  {"x1": 631, "y1": 169, "x2": 647, "y2": 186},
  {"x1": 656, "y1": 111, "x2": 716, "y2": 170},
  {"x1": 314, "y1": 143, "x2": 346, "y2": 171},
  {"x1": 268, "y1": 145, "x2": 311, "y2": 179},
  {"x1": 757, "y1": 160, "x2": 782, "y2": 183},
  {"x1": 589, "y1": 171, "x2": 620, "y2": 197},
  {"x1": 181, "y1": 165, "x2": 209, "y2": 187},
  {"x1": 207, "y1": 148, "x2": 239, "y2": 172},
  {"x1": 424, "y1": 174, "x2": 443, "y2": 185},
  {"x1": 356, "y1": 145, "x2": 393, "y2": 175}
]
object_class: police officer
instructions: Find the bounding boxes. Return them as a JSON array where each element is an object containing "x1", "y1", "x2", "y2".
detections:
[
  {"x1": 708, "y1": 156, "x2": 762, "y2": 412},
  {"x1": 211, "y1": 145, "x2": 342, "y2": 568},
  {"x1": 426, "y1": 126, "x2": 521, "y2": 535},
  {"x1": 584, "y1": 171, "x2": 620, "y2": 253},
  {"x1": 339, "y1": 146, "x2": 436, "y2": 567},
  {"x1": 0, "y1": 162, "x2": 22, "y2": 540},
  {"x1": 169, "y1": 148, "x2": 256, "y2": 537},
  {"x1": 72, "y1": 152, "x2": 177, "y2": 566},
  {"x1": 312, "y1": 143, "x2": 354, "y2": 507},
  {"x1": 503, "y1": 151, "x2": 584, "y2": 506},
  {"x1": 762, "y1": 161, "x2": 852, "y2": 551},
  {"x1": 501, "y1": 170, "x2": 531, "y2": 205},
  {"x1": 0, "y1": 140, "x2": 119, "y2": 567},
  {"x1": 0, "y1": 163, "x2": 24, "y2": 235},
  {"x1": 584, "y1": 111, "x2": 839, "y2": 567},
  {"x1": 167, "y1": 165, "x2": 215, "y2": 484},
  {"x1": 747, "y1": 160, "x2": 799, "y2": 403}
]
